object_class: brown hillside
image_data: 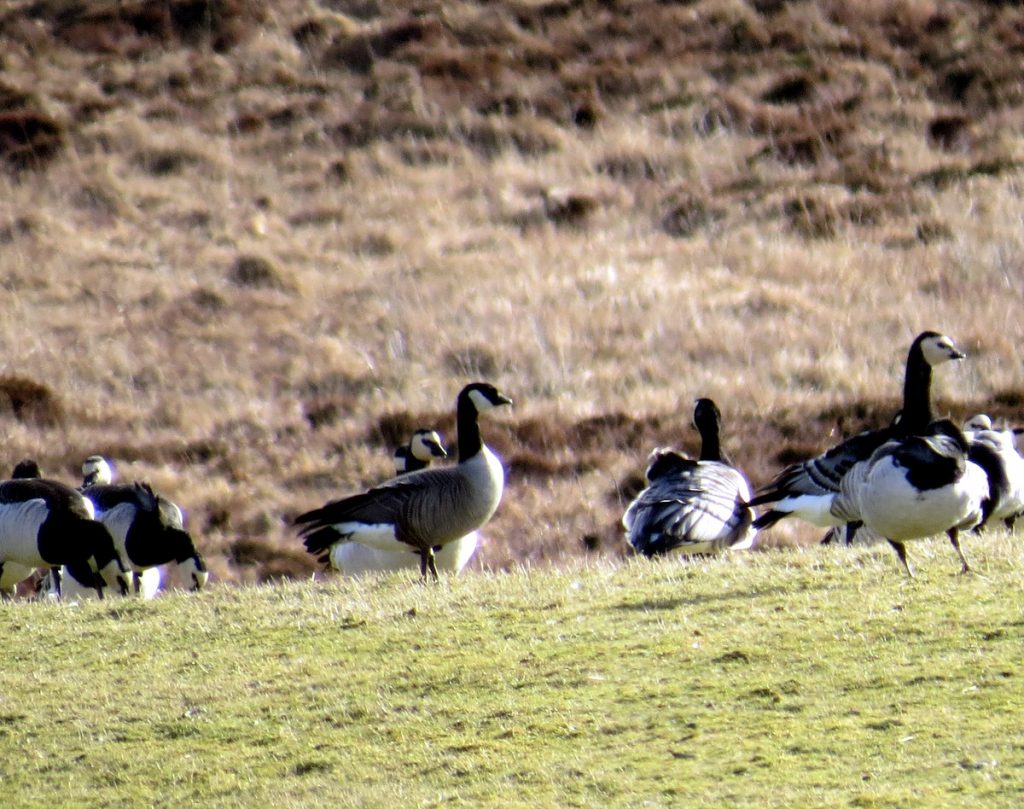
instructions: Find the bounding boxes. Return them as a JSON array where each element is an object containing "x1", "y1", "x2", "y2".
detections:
[{"x1": 0, "y1": 0, "x2": 1022, "y2": 583}]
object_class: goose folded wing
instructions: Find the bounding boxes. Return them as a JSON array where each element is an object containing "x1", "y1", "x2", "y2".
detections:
[
  {"x1": 627, "y1": 465, "x2": 750, "y2": 554},
  {"x1": 749, "y1": 427, "x2": 892, "y2": 506},
  {"x1": 295, "y1": 470, "x2": 463, "y2": 554}
]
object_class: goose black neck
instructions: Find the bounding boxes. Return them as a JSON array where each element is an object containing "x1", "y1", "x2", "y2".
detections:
[
  {"x1": 697, "y1": 423, "x2": 723, "y2": 462},
  {"x1": 456, "y1": 395, "x2": 484, "y2": 460},
  {"x1": 901, "y1": 340, "x2": 934, "y2": 434}
]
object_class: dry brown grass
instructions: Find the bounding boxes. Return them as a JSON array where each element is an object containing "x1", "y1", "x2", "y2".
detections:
[{"x1": 0, "y1": 0, "x2": 1023, "y2": 583}]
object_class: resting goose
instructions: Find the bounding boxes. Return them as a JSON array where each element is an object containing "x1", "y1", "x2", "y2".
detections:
[
  {"x1": 394, "y1": 429, "x2": 448, "y2": 475},
  {"x1": 750, "y1": 331, "x2": 965, "y2": 533},
  {"x1": 0, "y1": 478, "x2": 130, "y2": 598},
  {"x1": 962, "y1": 414, "x2": 1024, "y2": 531},
  {"x1": 831, "y1": 419, "x2": 989, "y2": 575},
  {"x1": 624, "y1": 398, "x2": 756, "y2": 557},
  {"x1": 296, "y1": 382, "x2": 511, "y2": 579}
]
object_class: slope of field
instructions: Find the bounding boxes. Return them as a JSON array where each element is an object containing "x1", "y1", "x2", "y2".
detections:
[
  {"x1": 1, "y1": 541, "x2": 1024, "y2": 806},
  {"x1": 0, "y1": 1, "x2": 1023, "y2": 581}
]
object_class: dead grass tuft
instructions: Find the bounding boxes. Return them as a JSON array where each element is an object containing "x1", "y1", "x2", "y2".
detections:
[
  {"x1": 0, "y1": 377, "x2": 65, "y2": 427},
  {"x1": 0, "y1": 102, "x2": 64, "y2": 173},
  {"x1": 228, "y1": 254, "x2": 292, "y2": 290}
]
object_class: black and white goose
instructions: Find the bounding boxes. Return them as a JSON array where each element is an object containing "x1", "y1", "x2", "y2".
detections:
[
  {"x1": 0, "y1": 460, "x2": 47, "y2": 597},
  {"x1": 79, "y1": 457, "x2": 208, "y2": 597},
  {"x1": 296, "y1": 382, "x2": 511, "y2": 579},
  {"x1": 0, "y1": 477, "x2": 130, "y2": 598},
  {"x1": 750, "y1": 331, "x2": 965, "y2": 533},
  {"x1": 831, "y1": 419, "x2": 989, "y2": 575},
  {"x1": 393, "y1": 429, "x2": 448, "y2": 475},
  {"x1": 961, "y1": 414, "x2": 1024, "y2": 531},
  {"x1": 623, "y1": 398, "x2": 756, "y2": 557}
]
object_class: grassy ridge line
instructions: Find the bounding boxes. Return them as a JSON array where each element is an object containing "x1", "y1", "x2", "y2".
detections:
[{"x1": 1, "y1": 541, "x2": 1023, "y2": 807}]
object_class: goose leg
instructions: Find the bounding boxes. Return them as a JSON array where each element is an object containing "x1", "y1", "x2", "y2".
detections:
[
  {"x1": 947, "y1": 528, "x2": 970, "y2": 574},
  {"x1": 844, "y1": 520, "x2": 863, "y2": 545},
  {"x1": 426, "y1": 549, "x2": 439, "y2": 581},
  {"x1": 887, "y1": 540, "x2": 914, "y2": 577}
]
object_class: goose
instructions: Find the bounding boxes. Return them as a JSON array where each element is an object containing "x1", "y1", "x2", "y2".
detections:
[
  {"x1": 0, "y1": 460, "x2": 47, "y2": 597},
  {"x1": 830, "y1": 419, "x2": 989, "y2": 575},
  {"x1": 0, "y1": 477, "x2": 130, "y2": 598},
  {"x1": 394, "y1": 429, "x2": 448, "y2": 475},
  {"x1": 44, "y1": 457, "x2": 209, "y2": 599},
  {"x1": 328, "y1": 429, "x2": 481, "y2": 576},
  {"x1": 296, "y1": 382, "x2": 511, "y2": 579},
  {"x1": 79, "y1": 457, "x2": 208, "y2": 596},
  {"x1": 623, "y1": 398, "x2": 756, "y2": 557},
  {"x1": 961, "y1": 414, "x2": 1024, "y2": 531},
  {"x1": 750, "y1": 331, "x2": 965, "y2": 533}
]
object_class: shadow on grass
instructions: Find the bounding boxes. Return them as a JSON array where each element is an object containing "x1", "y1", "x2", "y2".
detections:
[{"x1": 614, "y1": 583, "x2": 828, "y2": 612}]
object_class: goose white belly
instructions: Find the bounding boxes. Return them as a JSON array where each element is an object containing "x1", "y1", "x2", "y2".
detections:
[
  {"x1": 0, "y1": 500, "x2": 52, "y2": 566},
  {"x1": 765, "y1": 492, "x2": 842, "y2": 528},
  {"x1": 859, "y1": 458, "x2": 987, "y2": 541},
  {"x1": 330, "y1": 532, "x2": 480, "y2": 575}
]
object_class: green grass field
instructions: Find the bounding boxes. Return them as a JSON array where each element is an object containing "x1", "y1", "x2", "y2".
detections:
[{"x1": 3, "y1": 536, "x2": 1023, "y2": 807}]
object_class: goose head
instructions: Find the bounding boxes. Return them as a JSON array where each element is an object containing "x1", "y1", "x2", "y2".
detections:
[
  {"x1": 82, "y1": 455, "x2": 114, "y2": 487},
  {"x1": 644, "y1": 448, "x2": 691, "y2": 482},
  {"x1": 10, "y1": 459, "x2": 41, "y2": 479},
  {"x1": 462, "y1": 382, "x2": 513, "y2": 413},
  {"x1": 409, "y1": 429, "x2": 448, "y2": 462},
  {"x1": 693, "y1": 398, "x2": 722, "y2": 436},
  {"x1": 963, "y1": 414, "x2": 993, "y2": 433},
  {"x1": 916, "y1": 332, "x2": 966, "y2": 366}
]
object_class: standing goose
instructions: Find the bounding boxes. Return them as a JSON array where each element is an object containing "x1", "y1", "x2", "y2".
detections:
[
  {"x1": 329, "y1": 429, "x2": 481, "y2": 576},
  {"x1": 80, "y1": 456, "x2": 207, "y2": 595},
  {"x1": 296, "y1": 382, "x2": 511, "y2": 579},
  {"x1": 750, "y1": 331, "x2": 965, "y2": 533},
  {"x1": 623, "y1": 398, "x2": 756, "y2": 557},
  {"x1": 831, "y1": 419, "x2": 989, "y2": 575},
  {"x1": 0, "y1": 477, "x2": 130, "y2": 598},
  {"x1": 48, "y1": 457, "x2": 209, "y2": 599},
  {"x1": 82, "y1": 481, "x2": 208, "y2": 596}
]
